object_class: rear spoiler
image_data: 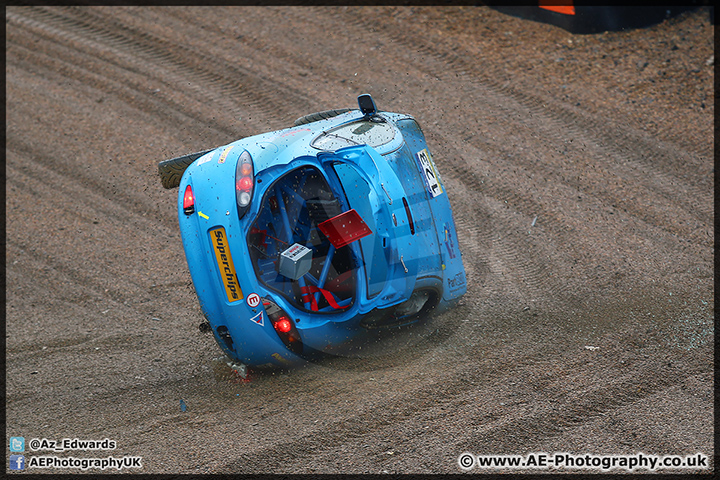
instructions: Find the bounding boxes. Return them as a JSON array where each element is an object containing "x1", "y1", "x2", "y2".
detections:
[{"x1": 158, "y1": 149, "x2": 212, "y2": 189}]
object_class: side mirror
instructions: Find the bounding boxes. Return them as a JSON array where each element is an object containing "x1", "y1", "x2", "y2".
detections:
[{"x1": 357, "y1": 94, "x2": 377, "y2": 116}]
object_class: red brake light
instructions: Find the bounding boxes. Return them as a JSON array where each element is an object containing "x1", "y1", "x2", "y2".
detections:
[
  {"x1": 235, "y1": 150, "x2": 254, "y2": 216},
  {"x1": 263, "y1": 298, "x2": 303, "y2": 355},
  {"x1": 237, "y1": 176, "x2": 253, "y2": 191},
  {"x1": 274, "y1": 316, "x2": 292, "y2": 334},
  {"x1": 183, "y1": 185, "x2": 195, "y2": 215}
]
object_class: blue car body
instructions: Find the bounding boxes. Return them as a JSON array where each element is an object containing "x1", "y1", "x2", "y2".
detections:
[{"x1": 172, "y1": 96, "x2": 466, "y2": 369}]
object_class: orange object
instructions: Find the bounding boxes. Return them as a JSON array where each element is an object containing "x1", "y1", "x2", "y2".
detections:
[{"x1": 539, "y1": 1, "x2": 576, "y2": 16}]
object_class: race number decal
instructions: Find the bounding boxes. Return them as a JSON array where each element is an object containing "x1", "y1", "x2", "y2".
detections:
[{"x1": 415, "y1": 148, "x2": 443, "y2": 198}]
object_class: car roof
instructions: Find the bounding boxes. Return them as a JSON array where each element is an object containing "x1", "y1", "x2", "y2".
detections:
[{"x1": 225, "y1": 110, "x2": 414, "y2": 173}]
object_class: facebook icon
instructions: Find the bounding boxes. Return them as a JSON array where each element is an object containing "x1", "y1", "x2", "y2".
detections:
[{"x1": 9, "y1": 454, "x2": 25, "y2": 470}]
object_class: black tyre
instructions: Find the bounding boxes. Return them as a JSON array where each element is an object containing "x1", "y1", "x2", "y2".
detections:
[
  {"x1": 360, "y1": 289, "x2": 440, "y2": 330},
  {"x1": 158, "y1": 149, "x2": 212, "y2": 189},
  {"x1": 293, "y1": 108, "x2": 353, "y2": 126}
]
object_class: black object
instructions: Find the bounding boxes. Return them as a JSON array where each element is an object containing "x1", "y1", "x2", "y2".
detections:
[{"x1": 487, "y1": 4, "x2": 698, "y2": 34}]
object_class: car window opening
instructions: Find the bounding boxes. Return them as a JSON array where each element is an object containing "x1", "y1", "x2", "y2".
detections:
[{"x1": 248, "y1": 166, "x2": 357, "y2": 312}]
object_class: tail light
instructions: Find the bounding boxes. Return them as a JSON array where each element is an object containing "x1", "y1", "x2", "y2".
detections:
[
  {"x1": 262, "y1": 299, "x2": 303, "y2": 355},
  {"x1": 183, "y1": 184, "x2": 195, "y2": 215},
  {"x1": 274, "y1": 316, "x2": 293, "y2": 334},
  {"x1": 235, "y1": 150, "x2": 254, "y2": 219}
]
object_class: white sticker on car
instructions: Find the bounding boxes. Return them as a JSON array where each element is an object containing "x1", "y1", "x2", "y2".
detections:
[
  {"x1": 415, "y1": 148, "x2": 443, "y2": 198},
  {"x1": 250, "y1": 311, "x2": 264, "y2": 326},
  {"x1": 247, "y1": 293, "x2": 261, "y2": 308}
]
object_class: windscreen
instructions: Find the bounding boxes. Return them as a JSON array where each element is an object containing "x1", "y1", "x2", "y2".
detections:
[{"x1": 311, "y1": 119, "x2": 396, "y2": 151}]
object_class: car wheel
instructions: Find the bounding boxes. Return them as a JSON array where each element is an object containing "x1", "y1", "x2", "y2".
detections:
[
  {"x1": 293, "y1": 108, "x2": 352, "y2": 126},
  {"x1": 360, "y1": 289, "x2": 439, "y2": 330}
]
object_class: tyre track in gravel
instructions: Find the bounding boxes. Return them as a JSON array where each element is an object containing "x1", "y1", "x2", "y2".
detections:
[
  {"x1": 394, "y1": 8, "x2": 713, "y2": 231},
  {"x1": 323, "y1": 6, "x2": 713, "y2": 307},
  {"x1": 6, "y1": 7, "x2": 208, "y2": 383},
  {"x1": 6, "y1": 12, "x2": 208, "y2": 224},
  {"x1": 218, "y1": 326, "x2": 709, "y2": 473},
  {"x1": 450, "y1": 346, "x2": 708, "y2": 454},
  {"x1": 107, "y1": 10, "x2": 711, "y2": 472},
  {"x1": 222, "y1": 296, "x2": 705, "y2": 473},
  {"x1": 5, "y1": 111, "x2": 187, "y2": 319},
  {"x1": 6, "y1": 6, "x2": 246, "y2": 330},
  {"x1": 332, "y1": 7, "x2": 712, "y2": 241},
  {"x1": 376, "y1": 6, "x2": 714, "y2": 166},
  {"x1": 6, "y1": 4, "x2": 300, "y2": 198},
  {"x1": 7, "y1": 7, "x2": 240, "y2": 153},
  {"x1": 216, "y1": 8, "x2": 711, "y2": 470},
  {"x1": 32, "y1": 6, "x2": 329, "y2": 134},
  {"x1": 4, "y1": 6, "x2": 328, "y2": 372}
]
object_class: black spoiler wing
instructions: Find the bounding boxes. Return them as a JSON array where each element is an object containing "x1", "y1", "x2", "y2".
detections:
[{"x1": 158, "y1": 149, "x2": 212, "y2": 189}]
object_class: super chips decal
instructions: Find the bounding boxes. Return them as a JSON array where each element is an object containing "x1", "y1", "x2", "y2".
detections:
[
  {"x1": 415, "y1": 148, "x2": 444, "y2": 198},
  {"x1": 210, "y1": 227, "x2": 244, "y2": 302}
]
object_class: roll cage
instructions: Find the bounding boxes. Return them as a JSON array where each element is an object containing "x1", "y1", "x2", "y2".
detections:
[{"x1": 247, "y1": 165, "x2": 360, "y2": 313}]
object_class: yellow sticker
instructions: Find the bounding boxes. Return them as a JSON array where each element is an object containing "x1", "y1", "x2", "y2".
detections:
[
  {"x1": 272, "y1": 352, "x2": 291, "y2": 365},
  {"x1": 218, "y1": 145, "x2": 233, "y2": 164},
  {"x1": 210, "y1": 227, "x2": 243, "y2": 302},
  {"x1": 198, "y1": 211, "x2": 209, "y2": 220}
]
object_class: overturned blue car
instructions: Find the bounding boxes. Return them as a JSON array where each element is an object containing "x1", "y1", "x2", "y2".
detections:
[{"x1": 159, "y1": 95, "x2": 466, "y2": 369}]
